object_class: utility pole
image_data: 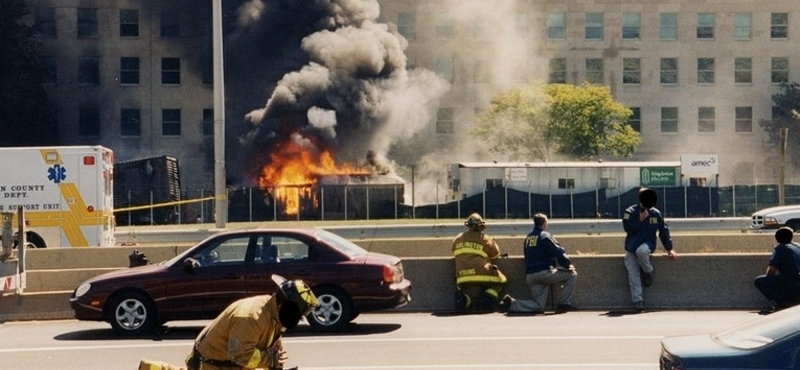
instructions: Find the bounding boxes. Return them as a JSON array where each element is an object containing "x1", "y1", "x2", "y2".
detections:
[
  {"x1": 212, "y1": 0, "x2": 227, "y2": 228},
  {"x1": 779, "y1": 127, "x2": 787, "y2": 205}
]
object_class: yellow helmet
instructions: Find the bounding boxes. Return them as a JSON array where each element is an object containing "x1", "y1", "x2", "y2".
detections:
[{"x1": 464, "y1": 213, "x2": 485, "y2": 227}]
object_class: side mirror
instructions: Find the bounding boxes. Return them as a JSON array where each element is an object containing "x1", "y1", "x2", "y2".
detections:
[{"x1": 183, "y1": 258, "x2": 200, "y2": 273}]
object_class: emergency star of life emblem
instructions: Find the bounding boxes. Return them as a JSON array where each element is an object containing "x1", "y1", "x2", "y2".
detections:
[{"x1": 47, "y1": 165, "x2": 67, "y2": 183}]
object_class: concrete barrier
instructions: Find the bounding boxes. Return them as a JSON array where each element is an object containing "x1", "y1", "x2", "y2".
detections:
[{"x1": 0, "y1": 233, "x2": 778, "y2": 323}]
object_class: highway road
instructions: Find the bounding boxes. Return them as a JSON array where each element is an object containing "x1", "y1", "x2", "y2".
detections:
[{"x1": 0, "y1": 310, "x2": 761, "y2": 370}]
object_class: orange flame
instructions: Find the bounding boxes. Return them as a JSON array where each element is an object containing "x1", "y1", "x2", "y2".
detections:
[{"x1": 256, "y1": 137, "x2": 369, "y2": 216}]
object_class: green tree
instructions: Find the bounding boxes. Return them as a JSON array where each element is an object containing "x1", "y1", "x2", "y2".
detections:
[
  {"x1": 760, "y1": 82, "x2": 800, "y2": 167},
  {"x1": 472, "y1": 83, "x2": 639, "y2": 161},
  {"x1": 545, "y1": 83, "x2": 638, "y2": 159},
  {"x1": 0, "y1": 0, "x2": 58, "y2": 146},
  {"x1": 472, "y1": 86, "x2": 549, "y2": 161}
]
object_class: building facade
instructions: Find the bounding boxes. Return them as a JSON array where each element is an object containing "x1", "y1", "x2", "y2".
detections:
[{"x1": 22, "y1": 0, "x2": 799, "y2": 195}]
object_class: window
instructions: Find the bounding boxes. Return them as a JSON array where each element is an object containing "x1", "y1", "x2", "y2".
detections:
[
  {"x1": 586, "y1": 58, "x2": 603, "y2": 84},
  {"x1": 435, "y1": 57, "x2": 454, "y2": 83},
  {"x1": 735, "y1": 57, "x2": 752, "y2": 84},
  {"x1": 515, "y1": 13, "x2": 528, "y2": 37},
  {"x1": 162, "y1": 109, "x2": 181, "y2": 136},
  {"x1": 771, "y1": 13, "x2": 788, "y2": 39},
  {"x1": 697, "y1": 13, "x2": 714, "y2": 39},
  {"x1": 622, "y1": 13, "x2": 640, "y2": 39},
  {"x1": 162, "y1": 58, "x2": 181, "y2": 84},
  {"x1": 585, "y1": 13, "x2": 603, "y2": 40},
  {"x1": 77, "y1": 8, "x2": 98, "y2": 38},
  {"x1": 548, "y1": 58, "x2": 567, "y2": 83},
  {"x1": 660, "y1": 58, "x2": 678, "y2": 84},
  {"x1": 698, "y1": 107, "x2": 715, "y2": 132},
  {"x1": 735, "y1": 106, "x2": 752, "y2": 132},
  {"x1": 120, "y1": 108, "x2": 141, "y2": 136},
  {"x1": 623, "y1": 58, "x2": 641, "y2": 84},
  {"x1": 203, "y1": 109, "x2": 214, "y2": 136},
  {"x1": 733, "y1": 13, "x2": 751, "y2": 40},
  {"x1": 435, "y1": 15, "x2": 454, "y2": 39},
  {"x1": 661, "y1": 107, "x2": 678, "y2": 133},
  {"x1": 406, "y1": 57, "x2": 415, "y2": 70},
  {"x1": 38, "y1": 56, "x2": 57, "y2": 85},
  {"x1": 436, "y1": 108, "x2": 454, "y2": 134},
  {"x1": 697, "y1": 58, "x2": 715, "y2": 84},
  {"x1": 547, "y1": 13, "x2": 566, "y2": 39},
  {"x1": 628, "y1": 107, "x2": 641, "y2": 132},
  {"x1": 78, "y1": 57, "x2": 100, "y2": 85},
  {"x1": 473, "y1": 60, "x2": 489, "y2": 83},
  {"x1": 120, "y1": 57, "x2": 139, "y2": 84},
  {"x1": 397, "y1": 13, "x2": 415, "y2": 40},
  {"x1": 659, "y1": 13, "x2": 677, "y2": 40},
  {"x1": 119, "y1": 9, "x2": 139, "y2": 37},
  {"x1": 79, "y1": 106, "x2": 100, "y2": 136},
  {"x1": 161, "y1": 9, "x2": 180, "y2": 37},
  {"x1": 558, "y1": 178, "x2": 575, "y2": 189},
  {"x1": 35, "y1": 7, "x2": 56, "y2": 38},
  {"x1": 772, "y1": 57, "x2": 789, "y2": 84}
]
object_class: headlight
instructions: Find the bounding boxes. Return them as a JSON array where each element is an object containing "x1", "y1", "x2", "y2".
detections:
[{"x1": 74, "y1": 283, "x2": 92, "y2": 298}]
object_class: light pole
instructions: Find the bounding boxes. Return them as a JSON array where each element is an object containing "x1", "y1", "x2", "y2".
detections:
[{"x1": 212, "y1": 0, "x2": 227, "y2": 228}]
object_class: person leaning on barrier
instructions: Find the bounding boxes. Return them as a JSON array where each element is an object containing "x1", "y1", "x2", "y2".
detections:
[
  {"x1": 499, "y1": 213, "x2": 577, "y2": 315},
  {"x1": 137, "y1": 275, "x2": 318, "y2": 370},
  {"x1": 452, "y1": 213, "x2": 508, "y2": 312},
  {"x1": 754, "y1": 226, "x2": 800, "y2": 314},
  {"x1": 621, "y1": 187, "x2": 678, "y2": 312}
]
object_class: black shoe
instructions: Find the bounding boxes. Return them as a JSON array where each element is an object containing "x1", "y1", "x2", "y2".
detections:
[
  {"x1": 498, "y1": 294, "x2": 512, "y2": 313},
  {"x1": 640, "y1": 269, "x2": 653, "y2": 287},
  {"x1": 633, "y1": 301, "x2": 645, "y2": 312},
  {"x1": 555, "y1": 304, "x2": 577, "y2": 313}
]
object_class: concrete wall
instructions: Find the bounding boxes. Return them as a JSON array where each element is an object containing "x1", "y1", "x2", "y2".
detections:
[{"x1": 0, "y1": 233, "x2": 777, "y2": 322}]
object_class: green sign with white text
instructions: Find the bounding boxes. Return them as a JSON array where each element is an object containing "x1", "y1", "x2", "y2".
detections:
[{"x1": 640, "y1": 167, "x2": 677, "y2": 186}]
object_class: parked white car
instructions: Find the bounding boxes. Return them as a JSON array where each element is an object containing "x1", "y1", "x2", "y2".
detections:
[{"x1": 750, "y1": 205, "x2": 800, "y2": 231}]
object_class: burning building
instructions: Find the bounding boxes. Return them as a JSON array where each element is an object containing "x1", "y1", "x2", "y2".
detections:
[{"x1": 224, "y1": 0, "x2": 448, "y2": 218}]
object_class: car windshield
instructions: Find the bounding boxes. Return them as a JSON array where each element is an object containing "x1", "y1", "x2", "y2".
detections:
[
  {"x1": 315, "y1": 229, "x2": 368, "y2": 258},
  {"x1": 713, "y1": 306, "x2": 800, "y2": 349}
]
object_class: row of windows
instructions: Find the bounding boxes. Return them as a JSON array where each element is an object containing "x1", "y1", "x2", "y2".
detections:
[
  {"x1": 548, "y1": 57, "x2": 790, "y2": 85},
  {"x1": 34, "y1": 7, "x2": 181, "y2": 39},
  {"x1": 434, "y1": 106, "x2": 758, "y2": 135},
  {"x1": 78, "y1": 108, "x2": 214, "y2": 137},
  {"x1": 425, "y1": 55, "x2": 789, "y2": 86},
  {"x1": 395, "y1": 11, "x2": 789, "y2": 42},
  {"x1": 547, "y1": 12, "x2": 788, "y2": 41},
  {"x1": 39, "y1": 57, "x2": 184, "y2": 86}
]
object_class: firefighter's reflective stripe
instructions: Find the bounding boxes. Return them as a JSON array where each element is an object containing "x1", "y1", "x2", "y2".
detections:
[
  {"x1": 245, "y1": 349, "x2": 262, "y2": 369},
  {"x1": 453, "y1": 244, "x2": 490, "y2": 259},
  {"x1": 137, "y1": 359, "x2": 185, "y2": 370},
  {"x1": 456, "y1": 271, "x2": 508, "y2": 285}
]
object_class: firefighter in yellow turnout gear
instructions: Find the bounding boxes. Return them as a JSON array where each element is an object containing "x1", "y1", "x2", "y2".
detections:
[
  {"x1": 452, "y1": 213, "x2": 508, "y2": 312},
  {"x1": 138, "y1": 275, "x2": 318, "y2": 370}
]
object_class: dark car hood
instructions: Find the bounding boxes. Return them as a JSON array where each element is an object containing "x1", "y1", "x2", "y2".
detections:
[
  {"x1": 81, "y1": 263, "x2": 166, "y2": 284},
  {"x1": 662, "y1": 335, "x2": 744, "y2": 357}
]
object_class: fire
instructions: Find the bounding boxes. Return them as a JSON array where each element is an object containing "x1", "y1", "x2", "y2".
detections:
[{"x1": 256, "y1": 136, "x2": 370, "y2": 216}]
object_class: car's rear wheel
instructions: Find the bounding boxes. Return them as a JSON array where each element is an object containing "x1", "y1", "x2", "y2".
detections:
[
  {"x1": 307, "y1": 286, "x2": 353, "y2": 332},
  {"x1": 108, "y1": 291, "x2": 156, "y2": 335}
]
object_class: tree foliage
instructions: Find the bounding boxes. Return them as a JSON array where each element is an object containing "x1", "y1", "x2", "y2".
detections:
[
  {"x1": 760, "y1": 82, "x2": 800, "y2": 167},
  {"x1": 0, "y1": 0, "x2": 58, "y2": 146},
  {"x1": 472, "y1": 86, "x2": 549, "y2": 161},
  {"x1": 472, "y1": 83, "x2": 639, "y2": 161}
]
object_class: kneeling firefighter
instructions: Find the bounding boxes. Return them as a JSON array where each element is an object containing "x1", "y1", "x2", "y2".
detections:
[
  {"x1": 138, "y1": 275, "x2": 319, "y2": 370},
  {"x1": 452, "y1": 213, "x2": 508, "y2": 312}
]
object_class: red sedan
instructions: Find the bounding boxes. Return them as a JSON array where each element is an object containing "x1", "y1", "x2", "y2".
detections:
[{"x1": 70, "y1": 227, "x2": 411, "y2": 335}]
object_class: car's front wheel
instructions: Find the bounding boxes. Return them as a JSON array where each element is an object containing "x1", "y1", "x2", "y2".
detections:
[
  {"x1": 107, "y1": 291, "x2": 156, "y2": 335},
  {"x1": 307, "y1": 286, "x2": 353, "y2": 332}
]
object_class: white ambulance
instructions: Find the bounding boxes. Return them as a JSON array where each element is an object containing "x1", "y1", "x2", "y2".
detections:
[{"x1": 0, "y1": 146, "x2": 115, "y2": 248}]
